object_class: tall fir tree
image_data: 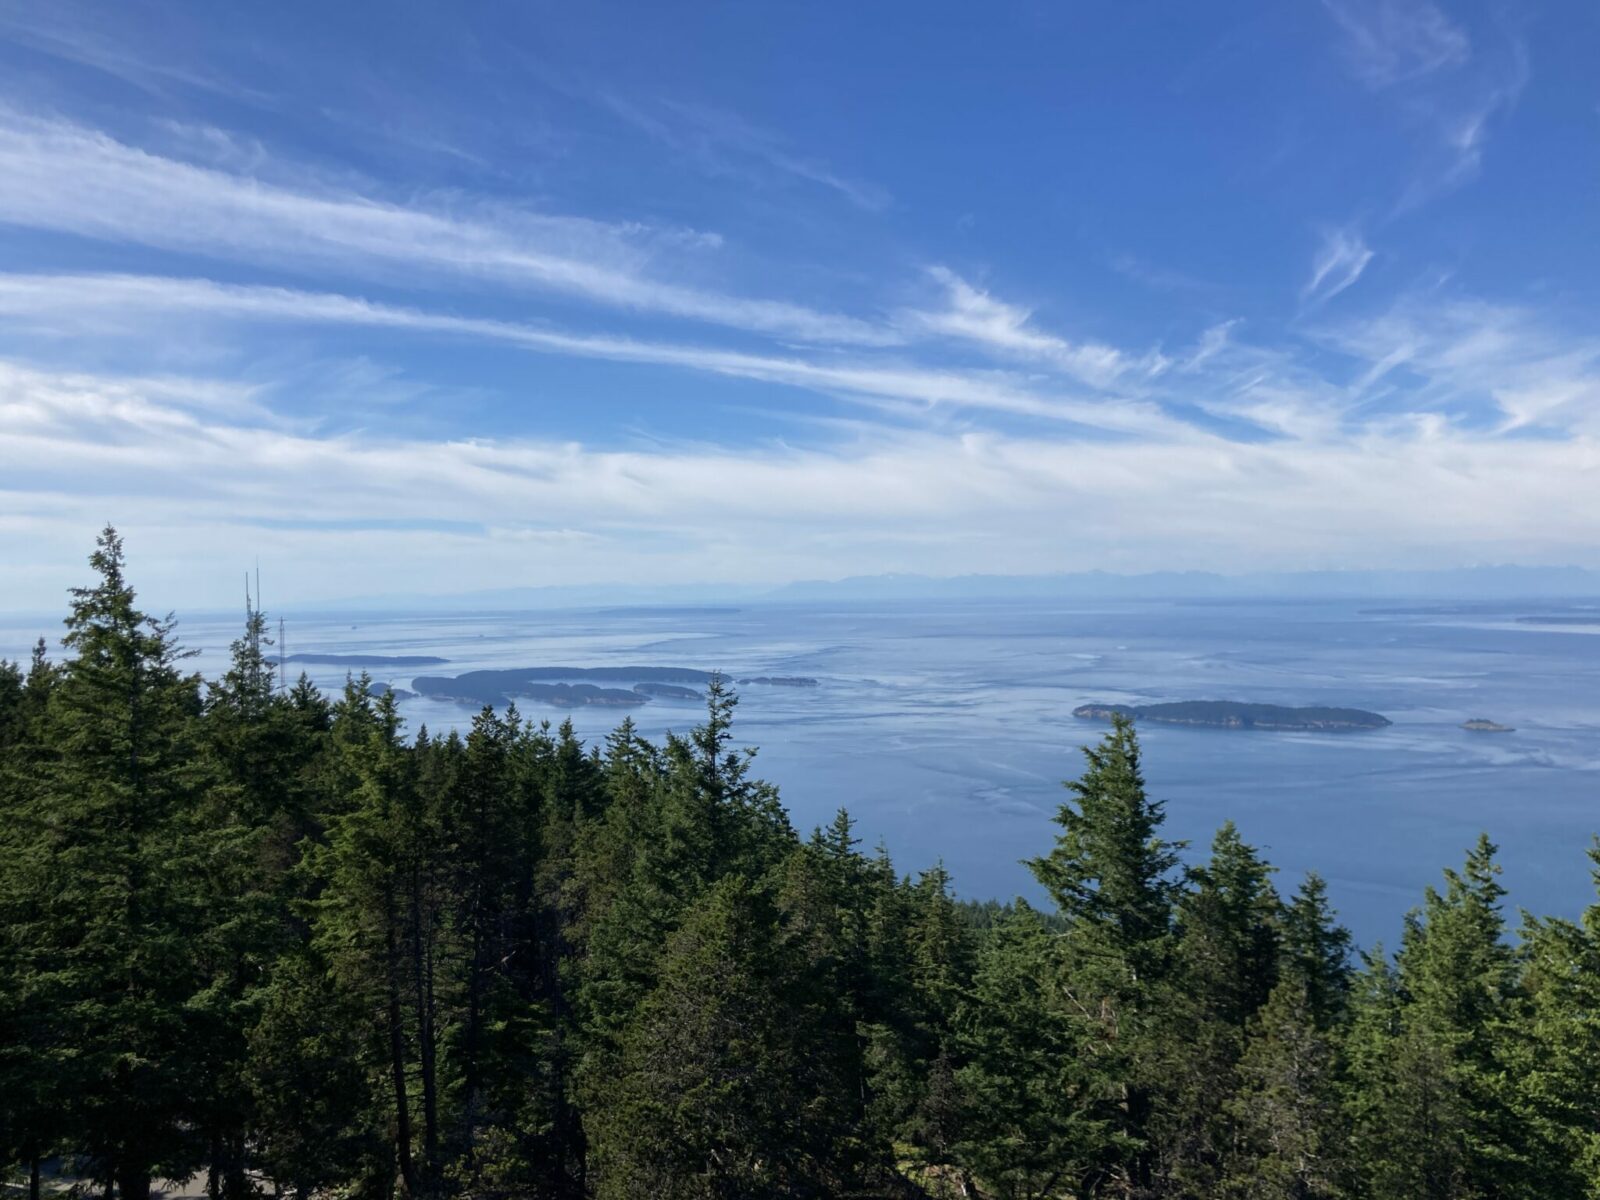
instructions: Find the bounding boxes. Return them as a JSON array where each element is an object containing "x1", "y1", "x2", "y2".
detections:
[
  {"x1": 1026, "y1": 715, "x2": 1184, "y2": 1197},
  {"x1": 309, "y1": 684, "x2": 438, "y2": 1196},
  {"x1": 1154, "y1": 821, "x2": 1283, "y2": 1193},
  {"x1": 1281, "y1": 872, "x2": 1353, "y2": 1030},
  {"x1": 1515, "y1": 844, "x2": 1600, "y2": 1198},
  {"x1": 954, "y1": 900, "x2": 1119, "y2": 1200},
  {"x1": 1345, "y1": 836, "x2": 1527, "y2": 1200},
  {"x1": 1222, "y1": 977, "x2": 1349, "y2": 1200},
  {"x1": 0, "y1": 643, "x2": 60, "y2": 1200},
  {"x1": 19, "y1": 528, "x2": 211, "y2": 1200},
  {"x1": 588, "y1": 875, "x2": 841, "y2": 1199}
]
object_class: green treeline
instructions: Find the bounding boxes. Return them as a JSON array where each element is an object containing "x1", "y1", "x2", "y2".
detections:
[{"x1": 4, "y1": 529, "x2": 1600, "y2": 1200}]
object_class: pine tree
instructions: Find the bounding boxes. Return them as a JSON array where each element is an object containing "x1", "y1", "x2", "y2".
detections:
[
  {"x1": 443, "y1": 707, "x2": 574, "y2": 1196},
  {"x1": 1026, "y1": 715, "x2": 1183, "y2": 1196},
  {"x1": 1345, "y1": 836, "x2": 1526, "y2": 1200},
  {"x1": 575, "y1": 685, "x2": 795, "y2": 1090},
  {"x1": 1503, "y1": 839, "x2": 1600, "y2": 1200},
  {"x1": 192, "y1": 597, "x2": 312, "y2": 1200},
  {"x1": 1029, "y1": 715, "x2": 1182, "y2": 979},
  {"x1": 859, "y1": 844, "x2": 921, "y2": 1158},
  {"x1": 1154, "y1": 822, "x2": 1282, "y2": 1192},
  {"x1": 1280, "y1": 873, "x2": 1353, "y2": 1029},
  {"x1": 954, "y1": 901, "x2": 1117, "y2": 1200},
  {"x1": 0, "y1": 643, "x2": 60, "y2": 1200},
  {"x1": 244, "y1": 948, "x2": 377, "y2": 1200},
  {"x1": 774, "y1": 830, "x2": 898, "y2": 1189},
  {"x1": 1222, "y1": 978, "x2": 1348, "y2": 1199},
  {"x1": 1343, "y1": 947, "x2": 1463, "y2": 1200},
  {"x1": 18, "y1": 528, "x2": 210, "y2": 1200},
  {"x1": 310, "y1": 684, "x2": 439, "y2": 1197},
  {"x1": 588, "y1": 876, "x2": 828, "y2": 1199}
]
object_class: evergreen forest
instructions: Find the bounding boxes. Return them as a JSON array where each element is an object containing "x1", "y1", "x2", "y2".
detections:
[{"x1": 6, "y1": 528, "x2": 1600, "y2": 1200}]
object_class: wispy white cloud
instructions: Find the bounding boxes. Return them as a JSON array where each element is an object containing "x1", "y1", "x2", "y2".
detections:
[
  {"x1": 5, "y1": 357, "x2": 1600, "y2": 610},
  {"x1": 598, "y1": 94, "x2": 892, "y2": 213},
  {"x1": 1178, "y1": 321, "x2": 1240, "y2": 373},
  {"x1": 17, "y1": 265, "x2": 1600, "y2": 453},
  {"x1": 1396, "y1": 35, "x2": 1528, "y2": 208},
  {"x1": 1317, "y1": 1, "x2": 1528, "y2": 210},
  {"x1": 0, "y1": 110, "x2": 892, "y2": 345},
  {"x1": 1302, "y1": 227, "x2": 1374, "y2": 304},
  {"x1": 148, "y1": 119, "x2": 269, "y2": 172},
  {"x1": 0, "y1": 272, "x2": 1186, "y2": 437},
  {"x1": 1320, "y1": 0, "x2": 1471, "y2": 89},
  {"x1": 898, "y1": 268, "x2": 1164, "y2": 388},
  {"x1": 0, "y1": 4, "x2": 271, "y2": 100},
  {"x1": 1317, "y1": 294, "x2": 1600, "y2": 434}
]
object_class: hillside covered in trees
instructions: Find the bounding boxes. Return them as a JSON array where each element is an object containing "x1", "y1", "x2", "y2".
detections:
[{"x1": 5, "y1": 529, "x2": 1600, "y2": 1200}]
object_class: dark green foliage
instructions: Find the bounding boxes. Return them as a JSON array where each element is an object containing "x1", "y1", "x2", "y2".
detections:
[
  {"x1": 14, "y1": 528, "x2": 219, "y2": 1200},
  {"x1": 588, "y1": 876, "x2": 832, "y2": 1198},
  {"x1": 1516, "y1": 847, "x2": 1600, "y2": 1197},
  {"x1": 954, "y1": 901, "x2": 1116, "y2": 1200},
  {"x1": 1221, "y1": 978, "x2": 1348, "y2": 1199},
  {"x1": 1343, "y1": 836, "x2": 1529, "y2": 1200},
  {"x1": 244, "y1": 949, "x2": 376, "y2": 1200},
  {"x1": 1029, "y1": 714, "x2": 1183, "y2": 975},
  {"x1": 1151, "y1": 823, "x2": 1283, "y2": 1193},
  {"x1": 10, "y1": 531, "x2": 1600, "y2": 1200},
  {"x1": 1281, "y1": 873, "x2": 1353, "y2": 1029},
  {"x1": 0, "y1": 642, "x2": 61, "y2": 1200},
  {"x1": 1017, "y1": 714, "x2": 1183, "y2": 1197}
]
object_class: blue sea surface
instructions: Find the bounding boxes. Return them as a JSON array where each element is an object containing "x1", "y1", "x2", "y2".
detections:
[{"x1": 6, "y1": 596, "x2": 1598, "y2": 946}]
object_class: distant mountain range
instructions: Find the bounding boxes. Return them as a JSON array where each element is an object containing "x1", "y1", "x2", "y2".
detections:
[
  {"x1": 762, "y1": 567, "x2": 1600, "y2": 603},
  {"x1": 301, "y1": 565, "x2": 1600, "y2": 613}
]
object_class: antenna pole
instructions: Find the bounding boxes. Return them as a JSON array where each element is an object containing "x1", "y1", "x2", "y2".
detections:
[{"x1": 245, "y1": 571, "x2": 257, "y2": 693}]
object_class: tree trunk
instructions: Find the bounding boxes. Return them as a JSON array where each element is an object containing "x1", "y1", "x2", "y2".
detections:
[
  {"x1": 411, "y1": 867, "x2": 439, "y2": 1178},
  {"x1": 116, "y1": 1165, "x2": 151, "y2": 1200},
  {"x1": 207, "y1": 1128, "x2": 222, "y2": 1200},
  {"x1": 463, "y1": 917, "x2": 483, "y2": 1126},
  {"x1": 223, "y1": 1129, "x2": 250, "y2": 1200},
  {"x1": 386, "y1": 892, "x2": 419, "y2": 1198},
  {"x1": 28, "y1": 1151, "x2": 40, "y2": 1200}
]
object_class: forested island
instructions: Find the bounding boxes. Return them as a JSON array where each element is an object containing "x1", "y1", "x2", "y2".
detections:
[
  {"x1": 1074, "y1": 700, "x2": 1392, "y2": 730},
  {"x1": 284, "y1": 653, "x2": 449, "y2": 667},
  {"x1": 411, "y1": 666, "x2": 819, "y2": 708},
  {"x1": 6, "y1": 531, "x2": 1600, "y2": 1200},
  {"x1": 412, "y1": 665, "x2": 714, "y2": 706}
]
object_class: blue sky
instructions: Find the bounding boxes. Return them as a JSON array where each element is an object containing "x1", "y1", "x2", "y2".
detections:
[{"x1": 1, "y1": 0, "x2": 1597, "y2": 609}]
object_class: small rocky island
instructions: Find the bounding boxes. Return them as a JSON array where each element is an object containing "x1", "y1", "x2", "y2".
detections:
[
  {"x1": 1462, "y1": 718, "x2": 1515, "y2": 732},
  {"x1": 1073, "y1": 701, "x2": 1391, "y2": 731}
]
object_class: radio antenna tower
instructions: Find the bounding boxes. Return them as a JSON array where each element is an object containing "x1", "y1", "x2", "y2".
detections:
[
  {"x1": 245, "y1": 565, "x2": 272, "y2": 698},
  {"x1": 245, "y1": 570, "x2": 259, "y2": 693}
]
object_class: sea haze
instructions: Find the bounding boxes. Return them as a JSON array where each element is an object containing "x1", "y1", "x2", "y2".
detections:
[{"x1": 6, "y1": 596, "x2": 1597, "y2": 945}]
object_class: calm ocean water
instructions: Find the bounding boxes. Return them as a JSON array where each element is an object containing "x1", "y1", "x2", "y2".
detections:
[{"x1": 7, "y1": 596, "x2": 1599, "y2": 946}]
